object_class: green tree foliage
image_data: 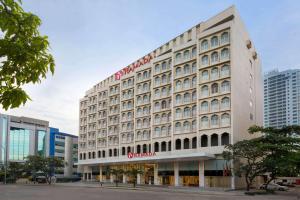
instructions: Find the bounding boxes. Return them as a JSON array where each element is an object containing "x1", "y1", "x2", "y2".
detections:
[
  {"x1": 0, "y1": 0, "x2": 55, "y2": 110},
  {"x1": 108, "y1": 168, "x2": 124, "y2": 187},
  {"x1": 25, "y1": 155, "x2": 63, "y2": 184},
  {"x1": 125, "y1": 168, "x2": 143, "y2": 188}
]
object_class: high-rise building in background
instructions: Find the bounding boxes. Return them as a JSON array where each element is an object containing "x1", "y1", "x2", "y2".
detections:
[
  {"x1": 264, "y1": 69, "x2": 300, "y2": 128},
  {"x1": 78, "y1": 6, "x2": 263, "y2": 189}
]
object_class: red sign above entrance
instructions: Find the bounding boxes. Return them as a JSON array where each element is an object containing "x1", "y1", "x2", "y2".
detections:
[
  {"x1": 114, "y1": 54, "x2": 155, "y2": 80},
  {"x1": 127, "y1": 152, "x2": 156, "y2": 159}
]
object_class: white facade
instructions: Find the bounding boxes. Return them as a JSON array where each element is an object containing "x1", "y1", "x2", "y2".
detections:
[{"x1": 78, "y1": 6, "x2": 263, "y2": 188}]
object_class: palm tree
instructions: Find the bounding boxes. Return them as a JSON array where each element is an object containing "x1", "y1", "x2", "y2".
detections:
[
  {"x1": 125, "y1": 168, "x2": 144, "y2": 188},
  {"x1": 108, "y1": 168, "x2": 124, "y2": 187}
]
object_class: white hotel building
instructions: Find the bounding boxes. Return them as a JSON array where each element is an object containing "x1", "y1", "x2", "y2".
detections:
[{"x1": 78, "y1": 6, "x2": 263, "y2": 188}]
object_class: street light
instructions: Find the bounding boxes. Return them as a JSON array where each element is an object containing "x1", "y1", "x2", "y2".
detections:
[{"x1": 0, "y1": 145, "x2": 7, "y2": 184}]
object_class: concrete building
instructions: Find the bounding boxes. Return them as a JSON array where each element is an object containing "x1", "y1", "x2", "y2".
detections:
[
  {"x1": 49, "y1": 128, "x2": 79, "y2": 177},
  {"x1": 78, "y1": 6, "x2": 263, "y2": 189},
  {"x1": 0, "y1": 114, "x2": 50, "y2": 164},
  {"x1": 264, "y1": 69, "x2": 300, "y2": 128}
]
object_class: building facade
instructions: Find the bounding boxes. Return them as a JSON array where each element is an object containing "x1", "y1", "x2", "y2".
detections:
[
  {"x1": 78, "y1": 6, "x2": 263, "y2": 188},
  {"x1": 264, "y1": 69, "x2": 300, "y2": 128},
  {"x1": 49, "y1": 128, "x2": 79, "y2": 177},
  {"x1": 0, "y1": 114, "x2": 49, "y2": 164}
]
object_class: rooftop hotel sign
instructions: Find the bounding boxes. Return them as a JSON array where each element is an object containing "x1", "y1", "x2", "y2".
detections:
[
  {"x1": 114, "y1": 54, "x2": 155, "y2": 80},
  {"x1": 127, "y1": 152, "x2": 156, "y2": 159}
]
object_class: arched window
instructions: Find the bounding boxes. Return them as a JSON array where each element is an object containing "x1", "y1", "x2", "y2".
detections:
[
  {"x1": 161, "y1": 74, "x2": 167, "y2": 84},
  {"x1": 184, "y1": 64, "x2": 190, "y2": 74},
  {"x1": 192, "y1": 90, "x2": 196, "y2": 101},
  {"x1": 192, "y1": 47, "x2": 197, "y2": 58},
  {"x1": 211, "y1": 36, "x2": 218, "y2": 47},
  {"x1": 161, "y1": 87, "x2": 167, "y2": 96},
  {"x1": 201, "y1": 85, "x2": 209, "y2": 97},
  {"x1": 143, "y1": 144, "x2": 147, "y2": 153},
  {"x1": 143, "y1": 107, "x2": 149, "y2": 115},
  {"x1": 154, "y1": 127, "x2": 160, "y2": 137},
  {"x1": 192, "y1": 76, "x2": 197, "y2": 87},
  {"x1": 175, "y1": 139, "x2": 181, "y2": 150},
  {"x1": 221, "y1": 32, "x2": 229, "y2": 44},
  {"x1": 211, "y1": 67, "x2": 218, "y2": 80},
  {"x1": 162, "y1": 113, "x2": 167, "y2": 122},
  {"x1": 137, "y1": 73, "x2": 142, "y2": 81},
  {"x1": 143, "y1": 83, "x2": 148, "y2": 91},
  {"x1": 109, "y1": 149, "x2": 112, "y2": 157},
  {"x1": 183, "y1": 121, "x2": 190, "y2": 132},
  {"x1": 155, "y1": 102, "x2": 160, "y2": 111},
  {"x1": 143, "y1": 118, "x2": 148, "y2": 127},
  {"x1": 221, "y1": 81, "x2": 230, "y2": 92},
  {"x1": 137, "y1": 108, "x2": 142, "y2": 117},
  {"x1": 183, "y1": 50, "x2": 190, "y2": 60},
  {"x1": 192, "y1": 62, "x2": 197, "y2": 73},
  {"x1": 192, "y1": 137, "x2": 197, "y2": 149},
  {"x1": 154, "y1": 114, "x2": 160, "y2": 124},
  {"x1": 137, "y1": 145, "x2": 141, "y2": 153},
  {"x1": 161, "y1": 126, "x2": 167, "y2": 135},
  {"x1": 143, "y1": 130, "x2": 148, "y2": 140},
  {"x1": 221, "y1": 97, "x2": 230, "y2": 109},
  {"x1": 184, "y1": 93, "x2": 191, "y2": 103},
  {"x1": 175, "y1": 108, "x2": 182, "y2": 119},
  {"x1": 221, "y1": 64, "x2": 230, "y2": 77},
  {"x1": 201, "y1": 101, "x2": 208, "y2": 112},
  {"x1": 161, "y1": 61, "x2": 167, "y2": 70},
  {"x1": 127, "y1": 146, "x2": 131, "y2": 154},
  {"x1": 201, "y1": 55, "x2": 208, "y2": 65},
  {"x1": 155, "y1": 64, "x2": 160, "y2": 73},
  {"x1": 175, "y1": 122, "x2": 181, "y2": 133},
  {"x1": 161, "y1": 100, "x2": 167, "y2": 109},
  {"x1": 175, "y1": 53, "x2": 182, "y2": 62},
  {"x1": 192, "y1": 105, "x2": 197, "y2": 117},
  {"x1": 168, "y1": 59, "x2": 172, "y2": 68},
  {"x1": 201, "y1": 40, "x2": 208, "y2": 51},
  {"x1": 211, "y1": 114, "x2": 219, "y2": 126},
  {"x1": 192, "y1": 120, "x2": 196, "y2": 131},
  {"x1": 168, "y1": 141, "x2": 172, "y2": 151},
  {"x1": 161, "y1": 141, "x2": 167, "y2": 152},
  {"x1": 143, "y1": 95, "x2": 148, "y2": 103},
  {"x1": 211, "y1": 52, "x2": 218, "y2": 63},
  {"x1": 154, "y1": 142, "x2": 159, "y2": 152},
  {"x1": 183, "y1": 78, "x2": 190, "y2": 89},
  {"x1": 221, "y1": 48, "x2": 229, "y2": 60},
  {"x1": 175, "y1": 94, "x2": 182, "y2": 105},
  {"x1": 175, "y1": 80, "x2": 182, "y2": 91},
  {"x1": 201, "y1": 135, "x2": 208, "y2": 147},
  {"x1": 155, "y1": 77, "x2": 160, "y2": 86},
  {"x1": 183, "y1": 107, "x2": 191, "y2": 117},
  {"x1": 211, "y1": 99, "x2": 219, "y2": 111},
  {"x1": 183, "y1": 138, "x2": 190, "y2": 149},
  {"x1": 221, "y1": 132, "x2": 229, "y2": 145},
  {"x1": 201, "y1": 70, "x2": 209, "y2": 81},
  {"x1": 154, "y1": 89, "x2": 160, "y2": 98},
  {"x1": 221, "y1": 113, "x2": 230, "y2": 126},
  {"x1": 201, "y1": 116, "x2": 209, "y2": 128},
  {"x1": 211, "y1": 134, "x2": 218, "y2": 146},
  {"x1": 137, "y1": 119, "x2": 142, "y2": 128},
  {"x1": 122, "y1": 147, "x2": 126, "y2": 155},
  {"x1": 211, "y1": 83, "x2": 219, "y2": 94},
  {"x1": 176, "y1": 67, "x2": 182, "y2": 77},
  {"x1": 143, "y1": 71, "x2": 148, "y2": 79}
]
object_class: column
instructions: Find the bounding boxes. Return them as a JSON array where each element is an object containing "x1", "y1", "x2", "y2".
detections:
[
  {"x1": 99, "y1": 165, "x2": 103, "y2": 182},
  {"x1": 137, "y1": 174, "x2": 141, "y2": 184},
  {"x1": 123, "y1": 174, "x2": 127, "y2": 184},
  {"x1": 154, "y1": 164, "x2": 159, "y2": 185},
  {"x1": 199, "y1": 160, "x2": 205, "y2": 188},
  {"x1": 110, "y1": 174, "x2": 114, "y2": 183},
  {"x1": 174, "y1": 162, "x2": 179, "y2": 186}
]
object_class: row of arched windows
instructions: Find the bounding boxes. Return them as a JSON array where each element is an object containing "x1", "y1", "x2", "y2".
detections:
[
  {"x1": 200, "y1": 64, "x2": 230, "y2": 82},
  {"x1": 175, "y1": 62, "x2": 197, "y2": 77},
  {"x1": 200, "y1": 32, "x2": 229, "y2": 51},
  {"x1": 200, "y1": 133, "x2": 229, "y2": 147},
  {"x1": 109, "y1": 85, "x2": 119, "y2": 94},
  {"x1": 122, "y1": 78, "x2": 134, "y2": 88},
  {"x1": 200, "y1": 113, "x2": 230, "y2": 128},
  {"x1": 122, "y1": 100, "x2": 133, "y2": 110},
  {"x1": 108, "y1": 125, "x2": 118, "y2": 135},
  {"x1": 154, "y1": 59, "x2": 172, "y2": 74},
  {"x1": 154, "y1": 73, "x2": 171, "y2": 86},
  {"x1": 98, "y1": 91, "x2": 107, "y2": 100},
  {"x1": 121, "y1": 112, "x2": 133, "y2": 121},
  {"x1": 200, "y1": 80, "x2": 230, "y2": 97},
  {"x1": 137, "y1": 70, "x2": 151, "y2": 81},
  {"x1": 154, "y1": 86, "x2": 171, "y2": 99},
  {"x1": 175, "y1": 47, "x2": 197, "y2": 63},
  {"x1": 136, "y1": 118, "x2": 150, "y2": 129},
  {"x1": 175, "y1": 120, "x2": 197, "y2": 133},
  {"x1": 154, "y1": 99, "x2": 172, "y2": 111},
  {"x1": 175, "y1": 77, "x2": 197, "y2": 91},
  {"x1": 108, "y1": 136, "x2": 118, "y2": 145},
  {"x1": 200, "y1": 97, "x2": 230, "y2": 112},
  {"x1": 175, "y1": 105, "x2": 197, "y2": 119},
  {"x1": 136, "y1": 82, "x2": 150, "y2": 94},
  {"x1": 121, "y1": 132, "x2": 133, "y2": 143},
  {"x1": 201, "y1": 48, "x2": 230, "y2": 66},
  {"x1": 154, "y1": 112, "x2": 171, "y2": 124},
  {"x1": 137, "y1": 94, "x2": 150, "y2": 105},
  {"x1": 136, "y1": 106, "x2": 150, "y2": 117},
  {"x1": 136, "y1": 130, "x2": 150, "y2": 141},
  {"x1": 175, "y1": 91, "x2": 197, "y2": 105},
  {"x1": 154, "y1": 125, "x2": 172, "y2": 137},
  {"x1": 109, "y1": 96, "x2": 119, "y2": 105},
  {"x1": 121, "y1": 122, "x2": 133, "y2": 131},
  {"x1": 122, "y1": 89, "x2": 133, "y2": 100}
]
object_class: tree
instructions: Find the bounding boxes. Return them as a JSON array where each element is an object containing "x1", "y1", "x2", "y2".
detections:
[
  {"x1": 7, "y1": 162, "x2": 24, "y2": 182},
  {"x1": 0, "y1": 0, "x2": 55, "y2": 110},
  {"x1": 223, "y1": 139, "x2": 267, "y2": 191},
  {"x1": 125, "y1": 168, "x2": 143, "y2": 188},
  {"x1": 25, "y1": 155, "x2": 63, "y2": 184},
  {"x1": 108, "y1": 168, "x2": 124, "y2": 187}
]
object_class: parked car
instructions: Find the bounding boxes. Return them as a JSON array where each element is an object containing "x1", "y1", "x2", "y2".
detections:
[
  {"x1": 276, "y1": 182, "x2": 295, "y2": 187},
  {"x1": 259, "y1": 183, "x2": 289, "y2": 191}
]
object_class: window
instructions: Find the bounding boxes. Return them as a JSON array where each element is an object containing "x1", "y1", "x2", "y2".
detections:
[
  {"x1": 161, "y1": 87, "x2": 167, "y2": 96},
  {"x1": 154, "y1": 89, "x2": 160, "y2": 98},
  {"x1": 192, "y1": 105, "x2": 196, "y2": 116},
  {"x1": 221, "y1": 32, "x2": 229, "y2": 44},
  {"x1": 211, "y1": 134, "x2": 218, "y2": 146},
  {"x1": 192, "y1": 90, "x2": 196, "y2": 101},
  {"x1": 192, "y1": 47, "x2": 197, "y2": 58},
  {"x1": 184, "y1": 64, "x2": 190, "y2": 75},
  {"x1": 201, "y1": 85, "x2": 209, "y2": 97},
  {"x1": 155, "y1": 64, "x2": 160, "y2": 73},
  {"x1": 176, "y1": 67, "x2": 182, "y2": 77},
  {"x1": 143, "y1": 71, "x2": 148, "y2": 79},
  {"x1": 162, "y1": 62, "x2": 167, "y2": 70},
  {"x1": 221, "y1": 97, "x2": 230, "y2": 109},
  {"x1": 221, "y1": 132, "x2": 229, "y2": 145},
  {"x1": 154, "y1": 127, "x2": 160, "y2": 137},
  {"x1": 175, "y1": 53, "x2": 182, "y2": 62},
  {"x1": 211, "y1": 36, "x2": 218, "y2": 47},
  {"x1": 211, "y1": 67, "x2": 218, "y2": 80},
  {"x1": 201, "y1": 101, "x2": 208, "y2": 112},
  {"x1": 221, "y1": 64, "x2": 230, "y2": 77},
  {"x1": 201, "y1": 55, "x2": 208, "y2": 65},
  {"x1": 201, "y1": 116, "x2": 209, "y2": 128},
  {"x1": 155, "y1": 102, "x2": 160, "y2": 111},
  {"x1": 161, "y1": 141, "x2": 167, "y2": 152},
  {"x1": 143, "y1": 83, "x2": 148, "y2": 91},
  {"x1": 183, "y1": 138, "x2": 189, "y2": 149},
  {"x1": 175, "y1": 122, "x2": 181, "y2": 133},
  {"x1": 183, "y1": 50, "x2": 190, "y2": 60},
  {"x1": 175, "y1": 80, "x2": 182, "y2": 91},
  {"x1": 192, "y1": 77, "x2": 197, "y2": 87},
  {"x1": 175, "y1": 108, "x2": 182, "y2": 119},
  {"x1": 211, "y1": 83, "x2": 219, "y2": 94},
  {"x1": 176, "y1": 94, "x2": 182, "y2": 105},
  {"x1": 201, "y1": 135, "x2": 208, "y2": 147},
  {"x1": 201, "y1": 40, "x2": 208, "y2": 51},
  {"x1": 221, "y1": 81, "x2": 230, "y2": 92},
  {"x1": 201, "y1": 70, "x2": 209, "y2": 81},
  {"x1": 161, "y1": 100, "x2": 167, "y2": 109},
  {"x1": 183, "y1": 107, "x2": 191, "y2": 117},
  {"x1": 211, "y1": 52, "x2": 218, "y2": 63},
  {"x1": 211, "y1": 115, "x2": 219, "y2": 126},
  {"x1": 221, "y1": 48, "x2": 229, "y2": 60},
  {"x1": 192, "y1": 62, "x2": 197, "y2": 73},
  {"x1": 211, "y1": 99, "x2": 219, "y2": 111},
  {"x1": 155, "y1": 77, "x2": 160, "y2": 86},
  {"x1": 221, "y1": 113, "x2": 230, "y2": 126},
  {"x1": 183, "y1": 93, "x2": 191, "y2": 103},
  {"x1": 161, "y1": 74, "x2": 167, "y2": 84},
  {"x1": 183, "y1": 78, "x2": 190, "y2": 89},
  {"x1": 175, "y1": 139, "x2": 181, "y2": 150}
]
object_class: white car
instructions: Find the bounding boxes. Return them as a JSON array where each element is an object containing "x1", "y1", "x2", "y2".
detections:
[{"x1": 259, "y1": 183, "x2": 289, "y2": 191}]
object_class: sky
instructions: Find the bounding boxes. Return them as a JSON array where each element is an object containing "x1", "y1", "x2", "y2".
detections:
[{"x1": 2, "y1": 0, "x2": 300, "y2": 135}]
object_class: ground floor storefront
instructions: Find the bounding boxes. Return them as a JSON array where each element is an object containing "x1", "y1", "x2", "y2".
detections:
[{"x1": 81, "y1": 159, "x2": 237, "y2": 188}]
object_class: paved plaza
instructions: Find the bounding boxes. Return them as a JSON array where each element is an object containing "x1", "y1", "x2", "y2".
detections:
[{"x1": 0, "y1": 184, "x2": 299, "y2": 200}]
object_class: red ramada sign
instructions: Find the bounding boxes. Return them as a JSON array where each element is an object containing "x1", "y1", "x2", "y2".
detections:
[
  {"x1": 114, "y1": 54, "x2": 155, "y2": 80},
  {"x1": 127, "y1": 152, "x2": 156, "y2": 159}
]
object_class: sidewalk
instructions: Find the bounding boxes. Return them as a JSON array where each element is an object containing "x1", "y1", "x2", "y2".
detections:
[{"x1": 55, "y1": 181, "x2": 245, "y2": 196}]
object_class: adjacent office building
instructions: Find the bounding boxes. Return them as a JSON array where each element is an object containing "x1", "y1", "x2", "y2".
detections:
[
  {"x1": 49, "y1": 128, "x2": 79, "y2": 177},
  {"x1": 78, "y1": 6, "x2": 263, "y2": 188},
  {"x1": 264, "y1": 69, "x2": 300, "y2": 128}
]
